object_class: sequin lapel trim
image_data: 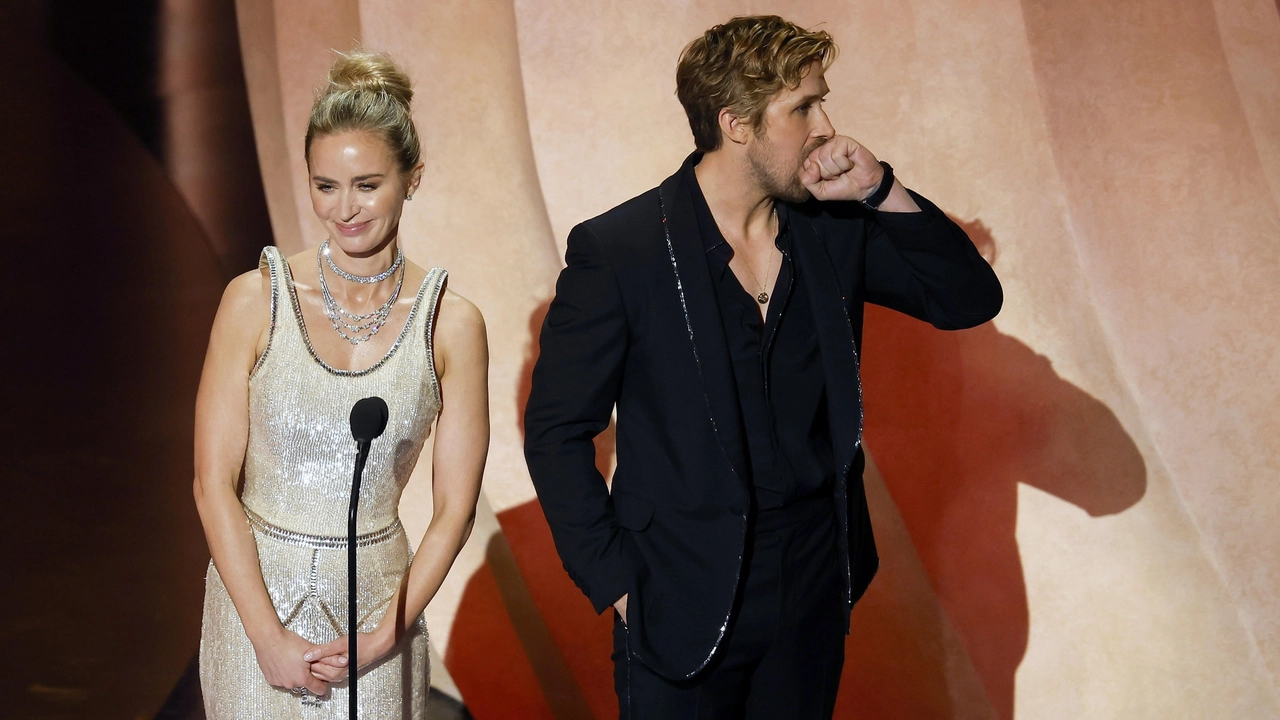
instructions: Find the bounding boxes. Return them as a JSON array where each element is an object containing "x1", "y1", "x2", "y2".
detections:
[{"x1": 658, "y1": 194, "x2": 746, "y2": 679}]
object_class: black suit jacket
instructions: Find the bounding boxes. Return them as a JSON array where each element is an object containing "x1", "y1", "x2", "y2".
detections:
[{"x1": 524, "y1": 155, "x2": 1002, "y2": 680}]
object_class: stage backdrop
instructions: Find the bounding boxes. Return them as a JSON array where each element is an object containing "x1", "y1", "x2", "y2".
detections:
[{"x1": 229, "y1": 1, "x2": 1278, "y2": 717}]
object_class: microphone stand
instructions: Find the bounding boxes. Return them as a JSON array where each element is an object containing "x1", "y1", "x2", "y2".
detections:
[
  {"x1": 348, "y1": 440, "x2": 371, "y2": 717},
  {"x1": 345, "y1": 395, "x2": 387, "y2": 717}
]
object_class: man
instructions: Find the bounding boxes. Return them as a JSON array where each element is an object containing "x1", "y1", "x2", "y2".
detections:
[{"x1": 524, "y1": 15, "x2": 1002, "y2": 719}]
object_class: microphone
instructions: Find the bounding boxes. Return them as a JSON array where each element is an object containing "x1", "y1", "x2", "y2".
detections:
[
  {"x1": 350, "y1": 396, "x2": 390, "y2": 446},
  {"x1": 346, "y1": 396, "x2": 388, "y2": 715}
]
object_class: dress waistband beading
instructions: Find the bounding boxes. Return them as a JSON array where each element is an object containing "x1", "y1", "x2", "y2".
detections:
[{"x1": 244, "y1": 506, "x2": 402, "y2": 550}]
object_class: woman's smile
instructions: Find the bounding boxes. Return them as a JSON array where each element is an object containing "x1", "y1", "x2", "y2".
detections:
[{"x1": 335, "y1": 219, "x2": 372, "y2": 236}]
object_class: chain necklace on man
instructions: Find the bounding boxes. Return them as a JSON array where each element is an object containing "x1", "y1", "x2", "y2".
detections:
[
  {"x1": 745, "y1": 252, "x2": 775, "y2": 305},
  {"x1": 317, "y1": 240, "x2": 404, "y2": 345},
  {"x1": 715, "y1": 207, "x2": 777, "y2": 304}
]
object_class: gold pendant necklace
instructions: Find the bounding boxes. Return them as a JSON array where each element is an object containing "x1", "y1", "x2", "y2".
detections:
[
  {"x1": 736, "y1": 248, "x2": 773, "y2": 304},
  {"x1": 716, "y1": 208, "x2": 776, "y2": 305},
  {"x1": 747, "y1": 229, "x2": 773, "y2": 302}
]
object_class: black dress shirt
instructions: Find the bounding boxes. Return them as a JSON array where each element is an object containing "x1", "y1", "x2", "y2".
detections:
[{"x1": 685, "y1": 161, "x2": 836, "y2": 510}]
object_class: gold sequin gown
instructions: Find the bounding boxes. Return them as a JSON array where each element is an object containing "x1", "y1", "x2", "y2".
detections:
[{"x1": 200, "y1": 247, "x2": 446, "y2": 718}]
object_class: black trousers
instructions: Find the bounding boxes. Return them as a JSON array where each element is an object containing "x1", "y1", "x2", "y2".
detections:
[{"x1": 613, "y1": 496, "x2": 847, "y2": 720}]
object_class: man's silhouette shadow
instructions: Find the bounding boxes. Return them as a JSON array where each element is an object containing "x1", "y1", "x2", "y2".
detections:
[{"x1": 836, "y1": 219, "x2": 1147, "y2": 719}]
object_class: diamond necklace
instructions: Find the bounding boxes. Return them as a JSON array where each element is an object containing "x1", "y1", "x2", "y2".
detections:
[
  {"x1": 316, "y1": 245, "x2": 404, "y2": 345},
  {"x1": 321, "y1": 239, "x2": 403, "y2": 283}
]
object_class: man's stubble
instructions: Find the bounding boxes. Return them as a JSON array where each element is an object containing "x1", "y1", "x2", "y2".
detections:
[{"x1": 747, "y1": 132, "x2": 827, "y2": 204}]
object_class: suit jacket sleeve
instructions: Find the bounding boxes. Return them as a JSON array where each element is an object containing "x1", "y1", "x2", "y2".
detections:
[
  {"x1": 862, "y1": 189, "x2": 1003, "y2": 329},
  {"x1": 523, "y1": 222, "x2": 635, "y2": 614}
]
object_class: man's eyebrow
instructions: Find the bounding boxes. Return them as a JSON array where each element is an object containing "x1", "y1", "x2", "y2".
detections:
[{"x1": 796, "y1": 91, "x2": 829, "y2": 105}]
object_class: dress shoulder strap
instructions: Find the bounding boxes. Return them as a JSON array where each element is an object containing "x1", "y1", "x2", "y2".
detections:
[
  {"x1": 421, "y1": 268, "x2": 449, "y2": 400},
  {"x1": 250, "y1": 246, "x2": 289, "y2": 377}
]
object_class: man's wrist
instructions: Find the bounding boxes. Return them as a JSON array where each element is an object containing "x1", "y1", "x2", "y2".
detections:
[{"x1": 861, "y1": 161, "x2": 894, "y2": 209}]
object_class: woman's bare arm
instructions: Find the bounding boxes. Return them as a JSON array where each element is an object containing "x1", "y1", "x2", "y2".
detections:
[{"x1": 193, "y1": 268, "x2": 329, "y2": 695}]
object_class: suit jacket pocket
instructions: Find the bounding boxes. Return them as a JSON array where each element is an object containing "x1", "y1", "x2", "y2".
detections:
[{"x1": 613, "y1": 490, "x2": 654, "y2": 532}]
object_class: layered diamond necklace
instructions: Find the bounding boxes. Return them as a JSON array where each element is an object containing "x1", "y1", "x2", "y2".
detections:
[{"x1": 317, "y1": 239, "x2": 405, "y2": 345}]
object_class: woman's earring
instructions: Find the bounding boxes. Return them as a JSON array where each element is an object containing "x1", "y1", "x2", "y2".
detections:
[{"x1": 406, "y1": 194, "x2": 413, "y2": 201}]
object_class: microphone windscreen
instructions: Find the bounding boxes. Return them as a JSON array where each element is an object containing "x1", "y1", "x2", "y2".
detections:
[{"x1": 350, "y1": 396, "x2": 390, "y2": 443}]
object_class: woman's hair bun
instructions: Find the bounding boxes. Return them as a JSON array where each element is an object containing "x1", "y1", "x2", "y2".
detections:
[
  {"x1": 326, "y1": 50, "x2": 414, "y2": 109},
  {"x1": 306, "y1": 49, "x2": 421, "y2": 172}
]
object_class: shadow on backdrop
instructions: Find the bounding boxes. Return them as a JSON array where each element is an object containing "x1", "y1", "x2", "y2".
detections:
[{"x1": 838, "y1": 219, "x2": 1147, "y2": 719}]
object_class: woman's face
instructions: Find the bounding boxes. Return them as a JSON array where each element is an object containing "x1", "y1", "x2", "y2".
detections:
[{"x1": 308, "y1": 130, "x2": 419, "y2": 257}]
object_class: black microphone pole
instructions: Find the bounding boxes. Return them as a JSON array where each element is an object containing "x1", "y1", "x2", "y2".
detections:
[
  {"x1": 348, "y1": 397, "x2": 389, "y2": 718},
  {"x1": 347, "y1": 443, "x2": 368, "y2": 717}
]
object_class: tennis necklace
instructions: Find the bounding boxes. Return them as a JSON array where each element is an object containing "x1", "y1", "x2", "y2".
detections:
[
  {"x1": 322, "y1": 239, "x2": 403, "y2": 283},
  {"x1": 316, "y1": 241, "x2": 404, "y2": 345}
]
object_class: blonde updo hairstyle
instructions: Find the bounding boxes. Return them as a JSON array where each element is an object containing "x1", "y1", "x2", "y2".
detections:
[{"x1": 305, "y1": 51, "x2": 421, "y2": 178}]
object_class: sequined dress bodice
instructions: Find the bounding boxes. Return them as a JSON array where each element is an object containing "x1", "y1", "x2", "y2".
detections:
[{"x1": 242, "y1": 247, "x2": 445, "y2": 535}]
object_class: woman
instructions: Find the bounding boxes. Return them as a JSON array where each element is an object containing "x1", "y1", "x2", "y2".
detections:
[{"x1": 193, "y1": 50, "x2": 488, "y2": 718}]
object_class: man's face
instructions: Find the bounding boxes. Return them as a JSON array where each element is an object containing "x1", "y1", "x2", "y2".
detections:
[{"x1": 746, "y1": 63, "x2": 835, "y2": 202}]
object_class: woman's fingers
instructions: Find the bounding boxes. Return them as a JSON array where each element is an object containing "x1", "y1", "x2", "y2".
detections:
[
  {"x1": 303, "y1": 635, "x2": 349, "y2": 663},
  {"x1": 314, "y1": 654, "x2": 349, "y2": 668},
  {"x1": 311, "y1": 653, "x2": 349, "y2": 679},
  {"x1": 310, "y1": 661, "x2": 349, "y2": 683},
  {"x1": 277, "y1": 668, "x2": 327, "y2": 696},
  {"x1": 303, "y1": 673, "x2": 329, "y2": 695},
  {"x1": 258, "y1": 630, "x2": 331, "y2": 696},
  {"x1": 301, "y1": 636, "x2": 352, "y2": 683}
]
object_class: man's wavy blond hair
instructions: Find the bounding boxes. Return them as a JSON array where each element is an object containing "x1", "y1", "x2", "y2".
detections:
[{"x1": 676, "y1": 16, "x2": 837, "y2": 152}]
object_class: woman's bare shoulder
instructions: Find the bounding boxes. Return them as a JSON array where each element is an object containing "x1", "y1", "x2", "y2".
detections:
[
  {"x1": 433, "y1": 289, "x2": 487, "y2": 370},
  {"x1": 210, "y1": 265, "x2": 273, "y2": 352},
  {"x1": 221, "y1": 265, "x2": 271, "y2": 317},
  {"x1": 436, "y1": 289, "x2": 485, "y2": 334}
]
